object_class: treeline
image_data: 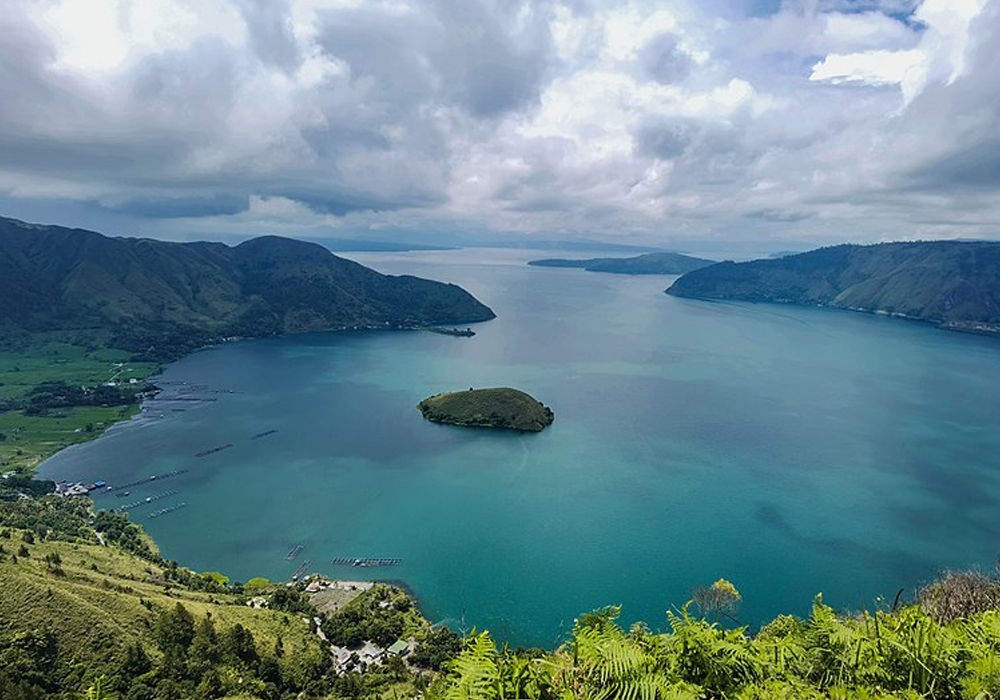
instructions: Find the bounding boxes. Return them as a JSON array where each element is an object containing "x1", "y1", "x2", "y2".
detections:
[
  {"x1": 119, "y1": 603, "x2": 330, "y2": 700},
  {"x1": 0, "y1": 492, "x2": 92, "y2": 540},
  {"x1": 0, "y1": 475, "x2": 55, "y2": 501},
  {"x1": 21, "y1": 380, "x2": 154, "y2": 415},
  {"x1": 109, "y1": 322, "x2": 218, "y2": 363},
  {"x1": 0, "y1": 602, "x2": 330, "y2": 700}
]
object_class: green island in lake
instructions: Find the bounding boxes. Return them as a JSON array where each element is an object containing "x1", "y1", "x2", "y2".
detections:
[{"x1": 417, "y1": 387, "x2": 554, "y2": 432}]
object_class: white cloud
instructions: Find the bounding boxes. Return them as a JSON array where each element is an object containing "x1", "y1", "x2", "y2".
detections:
[
  {"x1": 809, "y1": 48, "x2": 923, "y2": 86},
  {"x1": 32, "y1": 0, "x2": 245, "y2": 74},
  {"x1": 0, "y1": 0, "x2": 999, "y2": 247},
  {"x1": 809, "y1": 0, "x2": 989, "y2": 102}
]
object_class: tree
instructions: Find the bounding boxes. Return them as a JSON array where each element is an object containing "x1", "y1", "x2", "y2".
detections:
[
  {"x1": 411, "y1": 626, "x2": 463, "y2": 670},
  {"x1": 117, "y1": 642, "x2": 152, "y2": 680},
  {"x1": 221, "y1": 624, "x2": 258, "y2": 667},
  {"x1": 154, "y1": 603, "x2": 195, "y2": 653},
  {"x1": 692, "y1": 578, "x2": 742, "y2": 623}
]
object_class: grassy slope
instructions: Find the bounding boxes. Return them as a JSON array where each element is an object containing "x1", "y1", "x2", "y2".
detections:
[{"x1": 0, "y1": 530, "x2": 323, "y2": 675}]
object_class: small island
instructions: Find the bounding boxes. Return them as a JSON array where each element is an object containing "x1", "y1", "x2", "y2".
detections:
[{"x1": 417, "y1": 387, "x2": 555, "y2": 432}]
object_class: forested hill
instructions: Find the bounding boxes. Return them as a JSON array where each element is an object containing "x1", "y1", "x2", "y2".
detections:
[
  {"x1": 529, "y1": 251, "x2": 714, "y2": 275},
  {"x1": 0, "y1": 216, "x2": 495, "y2": 359},
  {"x1": 666, "y1": 241, "x2": 1000, "y2": 333}
]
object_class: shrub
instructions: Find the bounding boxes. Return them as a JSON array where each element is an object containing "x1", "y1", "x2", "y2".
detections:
[{"x1": 918, "y1": 570, "x2": 1000, "y2": 622}]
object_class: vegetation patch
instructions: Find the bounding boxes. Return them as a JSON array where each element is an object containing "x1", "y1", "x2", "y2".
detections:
[{"x1": 417, "y1": 387, "x2": 554, "y2": 432}]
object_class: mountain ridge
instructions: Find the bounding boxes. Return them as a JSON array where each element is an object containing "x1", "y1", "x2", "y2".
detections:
[
  {"x1": 0, "y1": 216, "x2": 495, "y2": 359},
  {"x1": 665, "y1": 241, "x2": 1000, "y2": 334}
]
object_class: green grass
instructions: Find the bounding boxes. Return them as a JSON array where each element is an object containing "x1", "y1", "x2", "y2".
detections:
[
  {"x1": 0, "y1": 337, "x2": 158, "y2": 471},
  {"x1": 0, "y1": 404, "x2": 141, "y2": 471},
  {"x1": 0, "y1": 530, "x2": 323, "y2": 673},
  {"x1": 0, "y1": 340, "x2": 157, "y2": 402}
]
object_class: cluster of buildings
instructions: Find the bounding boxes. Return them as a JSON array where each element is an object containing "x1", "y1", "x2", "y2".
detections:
[
  {"x1": 330, "y1": 637, "x2": 413, "y2": 674},
  {"x1": 54, "y1": 480, "x2": 106, "y2": 496}
]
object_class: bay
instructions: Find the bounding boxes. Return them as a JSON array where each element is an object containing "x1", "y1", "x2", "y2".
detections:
[{"x1": 39, "y1": 247, "x2": 1000, "y2": 647}]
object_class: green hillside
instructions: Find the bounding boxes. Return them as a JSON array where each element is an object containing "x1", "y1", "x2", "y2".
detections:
[
  {"x1": 5, "y1": 486, "x2": 1000, "y2": 699},
  {"x1": 0, "y1": 216, "x2": 495, "y2": 362},
  {"x1": 417, "y1": 387, "x2": 554, "y2": 432},
  {"x1": 528, "y1": 252, "x2": 715, "y2": 275},
  {"x1": 0, "y1": 486, "x2": 460, "y2": 700},
  {"x1": 666, "y1": 242, "x2": 1000, "y2": 334}
]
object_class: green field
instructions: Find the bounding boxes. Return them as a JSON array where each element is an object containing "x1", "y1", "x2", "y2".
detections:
[
  {"x1": 0, "y1": 338, "x2": 158, "y2": 471},
  {"x1": 0, "y1": 404, "x2": 141, "y2": 471},
  {"x1": 0, "y1": 339, "x2": 158, "y2": 402}
]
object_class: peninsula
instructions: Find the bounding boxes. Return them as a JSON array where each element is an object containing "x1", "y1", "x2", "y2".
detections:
[
  {"x1": 0, "y1": 216, "x2": 495, "y2": 362},
  {"x1": 666, "y1": 241, "x2": 1000, "y2": 335},
  {"x1": 528, "y1": 251, "x2": 714, "y2": 275},
  {"x1": 417, "y1": 387, "x2": 555, "y2": 432}
]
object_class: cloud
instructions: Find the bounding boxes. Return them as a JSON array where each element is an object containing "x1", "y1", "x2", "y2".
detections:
[
  {"x1": 638, "y1": 33, "x2": 694, "y2": 84},
  {"x1": 103, "y1": 193, "x2": 250, "y2": 218},
  {"x1": 809, "y1": 48, "x2": 923, "y2": 85},
  {"x1": 0, "y1": 0, "x2": 998, "y2": 248}
]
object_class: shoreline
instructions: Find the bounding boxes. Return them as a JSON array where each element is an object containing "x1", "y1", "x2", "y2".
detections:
[{"x1": 23, "y1": 319, "x2": 496, "y2": 475}]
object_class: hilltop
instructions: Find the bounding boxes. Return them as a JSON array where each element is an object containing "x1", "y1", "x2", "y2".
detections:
[
  {"x1": 0, "y1": 216, "x2": 495, "y2": 362},
  {"x1": 528, "y1": 251, "x2": 714, "y2": 275},
  {"x1": 666, "y1": 241, "x2": 1000, "y2": 334},
  {"x1": 417, "y1": 388, "x2": 554, "y2": 432}
]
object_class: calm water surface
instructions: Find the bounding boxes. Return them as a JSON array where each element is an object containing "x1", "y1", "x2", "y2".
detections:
[{"x1": 40, "y1": 248, "x2": 1000, "y2": 646}]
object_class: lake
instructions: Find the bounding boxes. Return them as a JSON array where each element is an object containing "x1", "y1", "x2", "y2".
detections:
[{"x1": 39, "y1": 247, "x2": 1000, "y2": 647}]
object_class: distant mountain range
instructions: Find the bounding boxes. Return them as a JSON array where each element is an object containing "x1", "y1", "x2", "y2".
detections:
[
  {"x1": 666, "y1": 241, "x2": 1000, "y2": 334},
  {"x1": 0, "y1": 216, "x2": 494, "y2": 359},
  {"x1": 528, "y1": 252, "x2": 715, "y2": 275}
]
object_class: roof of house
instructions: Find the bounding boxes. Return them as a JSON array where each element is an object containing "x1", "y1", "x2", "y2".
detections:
[{"x1": 387, "y1": 640, "x2": 410, "y2": 654}]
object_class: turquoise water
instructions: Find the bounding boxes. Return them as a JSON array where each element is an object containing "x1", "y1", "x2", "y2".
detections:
[{"x1": 39, "y1": 248, "x2": 1000, "y2": 647}]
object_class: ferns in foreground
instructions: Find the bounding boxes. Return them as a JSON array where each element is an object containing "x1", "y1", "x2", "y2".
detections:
[{"x1": 434, "y1": 597, "x2": 1000, "y2": 700}]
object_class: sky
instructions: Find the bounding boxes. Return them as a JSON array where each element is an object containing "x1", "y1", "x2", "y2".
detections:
[{"x1": 1, "y1": 0, "x2": 998, "y2": 252}]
